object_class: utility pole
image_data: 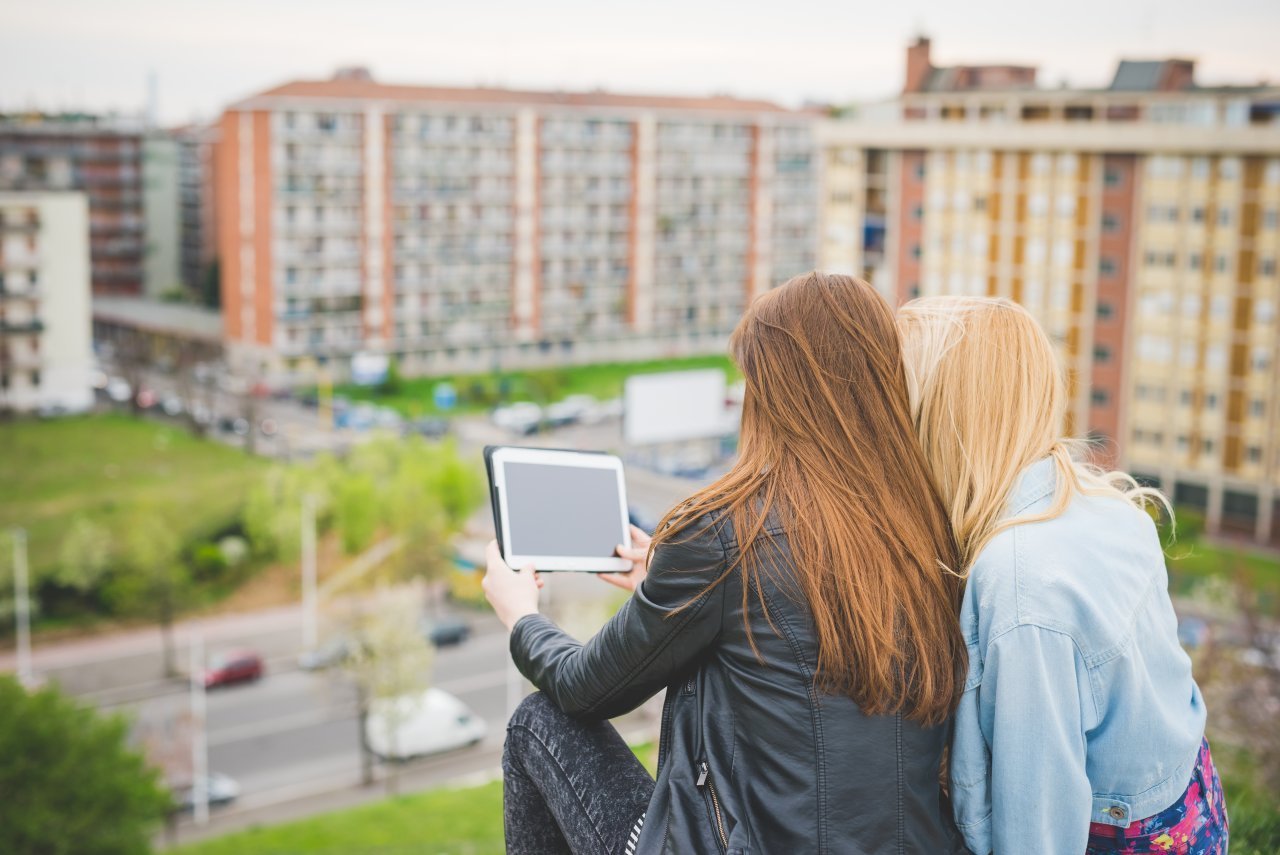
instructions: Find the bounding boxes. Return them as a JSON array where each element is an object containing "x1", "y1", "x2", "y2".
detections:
[
  {"x1": 12, "y1": 529, "x2": 32, "y2": 687},
  {"x1": 189, "y1": 633, "x2": 209, "y2": 826},
  {"x1": 301, "y1": 494, "x2": 318, "y2": 651}
]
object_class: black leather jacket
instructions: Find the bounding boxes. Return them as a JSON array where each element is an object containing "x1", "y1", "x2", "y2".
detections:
[{"x1": 510, "y1": 510, "x2": 967, "y2": 854}]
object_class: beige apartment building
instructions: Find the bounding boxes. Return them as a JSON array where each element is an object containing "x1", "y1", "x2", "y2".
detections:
[
  {"x1": 0, "y1": 192, "x2": 93, "y2": 413},
  {"x1": 214, "y1": 69, "x2": 818, "y2": 380},
  {"x1": 822, "y1": 38, "x2": 1280, "y2": 544}
]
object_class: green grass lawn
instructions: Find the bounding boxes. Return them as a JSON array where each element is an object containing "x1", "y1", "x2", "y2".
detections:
[
  {"x1": 1165, "y1": 530, "x2": 1280, "y2": 614},
  {"x1": 338, "y1": 354, "x2": 739, "y2": 417},
  {"x1": 174, "y1": 779, "x2": 507, "y2": 855},
  {"x1": 0, "y1": 414, "x2": 267, "y2": 590}
]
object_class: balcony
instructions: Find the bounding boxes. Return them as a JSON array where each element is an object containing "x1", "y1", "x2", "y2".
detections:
[
  {"x1": 0, "y1": 287, "x2": 40, "y2": 301},
  {"x1": 0, "y1": 319, "x2": 45, "y2": 335},
  {"x1": 0, "y1": 217, "x2": 40, "y2": 234}
]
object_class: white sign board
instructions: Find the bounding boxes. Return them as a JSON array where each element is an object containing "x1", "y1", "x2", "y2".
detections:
[
  {"x1": 623, "y1": 369, "x2": 731, "y2": 445},
  {"x1": 350, "y1": 351, "x2": 390, "y2": 387}
]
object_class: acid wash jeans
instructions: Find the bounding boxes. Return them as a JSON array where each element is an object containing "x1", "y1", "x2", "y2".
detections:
[{"x1": 503, "y1": 692, "x2": 654, "y2": 855}]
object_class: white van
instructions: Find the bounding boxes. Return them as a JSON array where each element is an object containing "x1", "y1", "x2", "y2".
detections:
[{"x1": 364, "y1": 687, "x2": 487, "y2": 761}]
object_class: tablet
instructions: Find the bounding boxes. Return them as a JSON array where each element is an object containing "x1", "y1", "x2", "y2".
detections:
[{"x1": 485, "y1": 446, "x2": 632, "y2": 573}]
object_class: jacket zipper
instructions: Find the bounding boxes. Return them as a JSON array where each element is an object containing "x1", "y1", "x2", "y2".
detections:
[{"x1": 697, "y1": 760, "x2": 729, "y2": 851}]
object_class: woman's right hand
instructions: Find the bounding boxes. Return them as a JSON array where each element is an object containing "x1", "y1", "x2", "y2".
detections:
[{"x1": 599, "y1": 525, "x2": 652, "y2": 592}]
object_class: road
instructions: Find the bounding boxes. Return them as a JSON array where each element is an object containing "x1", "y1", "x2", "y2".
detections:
[{"x1": 128, "y1": 616, "x2": 516, "y2": 801}]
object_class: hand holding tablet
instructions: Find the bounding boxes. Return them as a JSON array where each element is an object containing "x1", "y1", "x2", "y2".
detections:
[{"x1": 484, "y1": 446, "x2": 633, "y2": 573}]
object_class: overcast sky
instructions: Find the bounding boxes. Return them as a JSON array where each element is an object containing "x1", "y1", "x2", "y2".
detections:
[{"x1": 2, "y1": 0, "x2": 1278, "y2": 125}]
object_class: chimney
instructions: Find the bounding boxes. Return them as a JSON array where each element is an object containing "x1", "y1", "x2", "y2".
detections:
[
  {"x1": 1159, "y1": 59, "x2": 1195, "y2": 91},
  {"x1": 905, "y1": 36, "x2": 933, "y2": 94}
]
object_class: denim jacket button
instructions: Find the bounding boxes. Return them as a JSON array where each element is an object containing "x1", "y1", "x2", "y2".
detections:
[{"x1": 1108, "y1": 806, "x2": 1127, "y2": 821}]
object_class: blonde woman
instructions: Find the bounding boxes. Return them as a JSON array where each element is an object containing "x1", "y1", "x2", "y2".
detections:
[{"x1": 898, "y1": 296, "x2": 1227, "y2": 855}]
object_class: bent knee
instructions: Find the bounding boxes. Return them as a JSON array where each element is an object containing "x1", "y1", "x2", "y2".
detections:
[{"x1": 507, "y1": 691, "x2": 563, "y2": 732}]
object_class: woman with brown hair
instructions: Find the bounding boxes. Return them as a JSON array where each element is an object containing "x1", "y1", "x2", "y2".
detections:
[{"x1": 483, "y1": 272, "x2": 969, "y2": 854}]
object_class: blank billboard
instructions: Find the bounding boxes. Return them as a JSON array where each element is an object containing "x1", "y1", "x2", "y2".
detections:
[{"x1": 623, "y1": 369, "x2": 731, "y2": 445}]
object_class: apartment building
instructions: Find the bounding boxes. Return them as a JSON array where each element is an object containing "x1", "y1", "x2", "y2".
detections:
[
  {"x1": 0, "y1": 114, "x2": 146, "y2": 296},
  {"x1": 821, "y1": 37, "x2": 1280, "y2": 544},
  {"x1": 0, "y1": 192, "x2": 93, "y2": 413},
  {"x1": 214, "y1": 69, "x2": 818, "y2": 378}
]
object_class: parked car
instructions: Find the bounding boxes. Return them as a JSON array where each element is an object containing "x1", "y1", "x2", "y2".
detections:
[
  {"x1": 405, "y1": 417, "x2": 450, "y2": 439},
  {"x1": 173, "y1": 772, "x2": 240, "y2": 812},
  {"x1": 492, "y1": 402, "x2": 543, "y2": 435},
  {"x1": 364, "y1": 688, "x2": 487, "y2": 761},
  {"x1": 203, "y1": 649, "x2": 264, "y2": 689},
  {"x1": 420, "y1": 616, "x2": 470, "y2": 648},
  {"x1": 105, "y1": 377, "x2": 131, "y2": 402},
  {"x1": 161, "y1": 394, "x2": 184, "y2": 417},
  {"x1": 298, "y1": 637, "x2": 352, "y2": 672}
]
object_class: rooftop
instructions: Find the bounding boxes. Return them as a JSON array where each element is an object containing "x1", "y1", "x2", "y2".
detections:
[
  {"x1": 235, "y1": 68, "x2": 796, "y2": 115},
  {"x1": 92, "y1": 297, "x2": 222, "y2": 342}
]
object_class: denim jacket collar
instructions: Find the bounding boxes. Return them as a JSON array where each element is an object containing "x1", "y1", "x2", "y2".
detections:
[{"x1": 1007, "y1": 457, "x2": 1058, "y2": 516}]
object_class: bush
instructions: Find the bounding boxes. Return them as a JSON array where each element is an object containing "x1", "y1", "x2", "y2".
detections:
[
  {"x1": 190, "y1": 542, "x2": 228, "y2": 581},
  {"x1": 0, "y1": 676, "x2": 171, "y2": 855}
]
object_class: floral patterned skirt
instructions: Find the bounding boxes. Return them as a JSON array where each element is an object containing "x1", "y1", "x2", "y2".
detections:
[{"x1": 1085, "y1": 739, "x2": 1228, "y2": 855}]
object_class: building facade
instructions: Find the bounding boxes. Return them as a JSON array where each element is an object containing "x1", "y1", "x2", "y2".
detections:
[
  {"x1": 0, "y1": 192, "x2": 93, "y2": 413},
  {"x1": 142, "y1": 134, "x2": 181, "y2": 298},
  {"x1": 0, "y1": 114, "x2": 146, "y2": 296},
  {"x1": 821, "y1": 38, "x2": 1280, "y2": 544},
  {"x1": 214, "y1": 70, "x2": 819, "y2": 379}
]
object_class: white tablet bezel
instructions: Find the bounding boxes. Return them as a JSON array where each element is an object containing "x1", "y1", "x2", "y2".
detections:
[{"x1": 491, "y1": 446, "x2": 633, "y2": 572}]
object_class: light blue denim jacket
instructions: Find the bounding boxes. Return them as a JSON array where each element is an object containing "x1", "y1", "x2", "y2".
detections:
[{"x1": 950, "y1": 458, "x2": 1207, "y2": 854}]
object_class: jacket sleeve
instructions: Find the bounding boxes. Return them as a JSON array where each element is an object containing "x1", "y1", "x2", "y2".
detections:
[
  {"x1": 508, "y1": 512, "x2": 729, "y2": 720},
  {"x1": 953, "y1": 623, "x2": 1096, "y2": 854}
]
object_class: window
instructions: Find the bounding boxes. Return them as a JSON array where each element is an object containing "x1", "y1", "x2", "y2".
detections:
[
  {"x1": 1214, "y1": 254, "x2": 1229, "y2": 273},
  {"x1": 1251, "y1": 399, "x2": 1267, "y2": 418},
  {"x1": 1097, "y1": 301, "x2": 1114, "y2": 320},
  {"x1": 1104, "y1": 167, "x2": 1122, "y2": 187},
  {"x1": 30, "y1": 370, "x2": 40, "y2": 386},
  {"x1": 1201, "y1": 438, "x2": 1215, "y2": 455},
  {"x1": 1093, "y1": 344, "x2": 1112, "y2": 363},
  {"x1": 1099, "y1": 257, "x2": 1117, "y2": 276},
  {"x1": 1191, "y1": 206, "x2": 1205, "y2": 224},
  {"x1": 1102, "y1": 212, "x2": 1120, "y2": 232},
  {"x1": 910, "y1": 244, "x2": 922, "y2": 260},
  {"x1": 1265, "y1": 209, "x2": 1279, "y2": 230},
  {"x1": 1218, "y1": 207, "x2": 1232, "y2": 227},
  {"x1": 1260, "y1": 257, "x2": 1277, "y2": 278},
  {"x1": 1180, "y1": 389, "x2": 1193, "y2": 406},
  {"x1": 1188, "y1": 252, "x2": 1202, "y2": 271},
  {"x1": 1247, "y1": 446, "x2": 1263, "y2": 464},
  {"x1": 914, "y1": 161, "x2": 926, "y2": 181},
  {"x1": 1091, "y1": 388, "x2": 1110, "y2": 407},
  {"x1": 1205, "y1": 392, "x2": 1219, "y2": 410}
]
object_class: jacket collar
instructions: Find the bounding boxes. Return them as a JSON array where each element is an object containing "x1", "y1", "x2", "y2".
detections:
[{"x1": 1007, "y1": 457, "x2": 1058, "y2": 516}]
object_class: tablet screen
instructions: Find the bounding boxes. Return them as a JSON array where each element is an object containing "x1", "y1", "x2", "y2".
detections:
[{"x1": 503, "y1": 461, "x2": 626, "y2": 558}]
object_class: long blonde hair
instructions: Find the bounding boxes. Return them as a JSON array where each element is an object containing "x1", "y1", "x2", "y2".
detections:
[{"x1": 897, "y1": 296, "x2": 1170, "y2": 572}]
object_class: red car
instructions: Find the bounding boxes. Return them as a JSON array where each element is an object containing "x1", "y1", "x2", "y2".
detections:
[{"x1": 203, "y1": 650, "x2": 264, "y2": 689}]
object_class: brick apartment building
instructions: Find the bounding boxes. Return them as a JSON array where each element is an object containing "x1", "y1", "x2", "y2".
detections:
[
  {"x1": 214, "y1": 69, "x2": 819, "y2": 380},
  {"x1": 821, "y1": 37, "x2": 1280, "y2": 544},
  {"x1": 0, "y1": 114, "x2": 147, "y2": 296}
]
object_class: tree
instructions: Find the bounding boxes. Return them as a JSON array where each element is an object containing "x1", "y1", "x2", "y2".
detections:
[
  {"x1": 0, "y1": 676, "x2": 171, "y2": 855},
  {"x1": 54, "y1": 516, "x2": 113, "y2": 593},
  {"x1": 103, "y1": 506, "x2": 190, "y2": 678},
  {"x1": 379, "y1": 357, "x2": 404, "y2": 396},
  {"x1": 339, "y1": 588, "x2": 434, "y2": 791}
]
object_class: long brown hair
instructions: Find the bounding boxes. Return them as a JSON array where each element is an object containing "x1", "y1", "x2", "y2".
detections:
[{"x1": 652, "y1": 272, "x2": 966, "y2": 726}]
